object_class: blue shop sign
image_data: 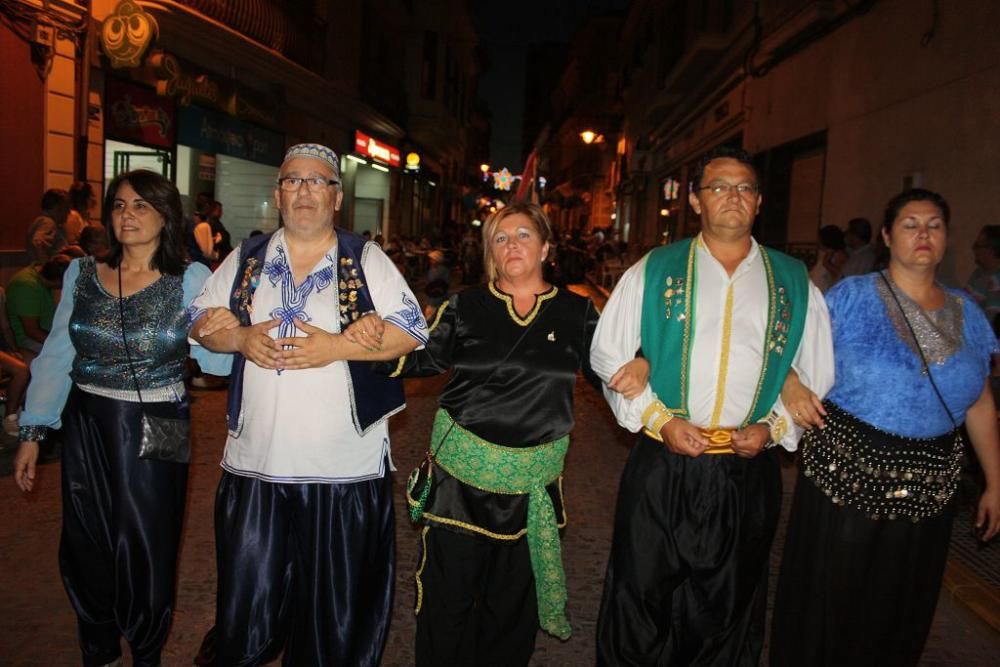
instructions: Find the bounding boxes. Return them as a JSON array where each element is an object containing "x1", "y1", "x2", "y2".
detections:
[{"x1": 178, "y1": 106, "x2": 284, "y2": 165}]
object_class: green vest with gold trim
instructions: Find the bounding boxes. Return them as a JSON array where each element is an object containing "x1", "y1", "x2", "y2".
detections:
[{"x1": 640, "y1": 237, "x2": 809, "y2": 426}]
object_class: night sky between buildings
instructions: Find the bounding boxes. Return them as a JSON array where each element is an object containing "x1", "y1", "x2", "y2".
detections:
[{"x1": 471, "y1": 0, "x2": 629, "y2": 173}]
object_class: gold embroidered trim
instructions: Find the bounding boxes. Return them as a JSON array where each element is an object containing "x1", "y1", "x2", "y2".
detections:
[
  {"x1": 488, "y1": 281, "x2": 558, "y2": 326},
  {"x1": 680, "y1": 239, "x2": 697, "y2": 413},
  {"x1": 709, "y1": 283, "x2": 735, "y2": 428},
  {"x1": 419, "y1": 500, "x2": 569, "y2": 542},
  {"x1": 428, "y1": 299, "x2": 451, "y2": 332},
  {"x1": 414, "y1": 525, "x2": 429, "y2": 615},
  {"x1": 391, "y1": 296, "x2": 452, "y2": 377},
  {"x1": 744, "y1": 247, "x2": 776, "y2": 427}
]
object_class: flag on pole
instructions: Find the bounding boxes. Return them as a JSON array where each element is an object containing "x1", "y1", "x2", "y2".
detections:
[{"x1": 514, "y1": 151, "x2": 538, "y2": 203}]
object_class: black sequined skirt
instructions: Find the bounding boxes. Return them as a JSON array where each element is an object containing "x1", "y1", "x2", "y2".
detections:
[{"x1": 800, "y1": 401, "x2": 962, "y2": 521}]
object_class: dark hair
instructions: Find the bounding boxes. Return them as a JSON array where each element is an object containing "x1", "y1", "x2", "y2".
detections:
[
  {"x1": 103, "y1": 170, "x2": 188, "y2": 275},
  {"x1": 846, "y1": 217, "x2": 872, "y2": 244},
  {"x1": 691, "y1": 145, "x2": 759, "y2": 190},
  {"x1": 481, "y1": 201, "x2": 554, "y2": 281},
  {"x1": 818, "y1": 224, "x2": 845, "y2": 251},
  {"x1": 78, "y1": 225, "x2": 109, "y2": 256},
  {"x1": 40, "y1": 188, "x2": 70, "y2": 212},
  {"x1": 882, "y1": 188, "x2": 950, "y2": 233},
  {"x1": 69, "y1": 181, "x2": 95, "y2": 212},
  {"x1": 977, "y1": 225, "x2": 1000, "y2": 258},
  {"x1": 40, "y1": 254, "x2": 71, "y2": 282}
]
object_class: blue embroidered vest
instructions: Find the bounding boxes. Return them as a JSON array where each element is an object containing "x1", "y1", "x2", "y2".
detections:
[{"x1": 226, "y1": 229, "x2": 405, "y2": 436}]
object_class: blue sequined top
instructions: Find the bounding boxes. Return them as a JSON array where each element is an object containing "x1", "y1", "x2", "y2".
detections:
[
  {"x1": 825, "y1": 274, "x2": 997, "y2": 438},
  {"x1": 19, "y1": 257, "x2": 231, "y2": 433},
  {"x1": 70, "y1": 257, "x2": 189, "y2": 389}
]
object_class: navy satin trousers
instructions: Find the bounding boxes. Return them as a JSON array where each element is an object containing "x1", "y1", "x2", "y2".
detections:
[
  {"x1": 210, "y1": 469, "x2": 395, "y2": 666},
  {"x1": 60, "y1": 387, "x2": 189, "y2": 667}
]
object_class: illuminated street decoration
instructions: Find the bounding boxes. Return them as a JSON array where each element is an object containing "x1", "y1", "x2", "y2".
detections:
[
  {"x1": 493, "y1": 167, "x2": 514, "y2": 191},
  {"x1": 663, "y1": 178, "x2": 681, "y2": 200},
  {"x1": 101, "y1": 0, "x2": 159, "y2": 69}
]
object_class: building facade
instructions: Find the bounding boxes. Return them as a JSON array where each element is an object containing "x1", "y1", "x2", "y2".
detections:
[
  {"x1": 2, "y1": 0, "x2": 486, "y2": 280},
  {"x1": 610, "y1": 0, "x2": 998, "y2": 284}
]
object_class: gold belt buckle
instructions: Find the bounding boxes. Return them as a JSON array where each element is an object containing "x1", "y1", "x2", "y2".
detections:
[{"x1": 700, "y1": 428, "x2": 736, "y2": 455}]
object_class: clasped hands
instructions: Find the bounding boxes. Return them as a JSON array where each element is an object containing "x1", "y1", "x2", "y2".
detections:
[
  {"x1": 660, "y1": 419, "x2": 770, "y2": 459},
  {"x1": 197, "y1": 308, "x2": 386, "y2": 370}
]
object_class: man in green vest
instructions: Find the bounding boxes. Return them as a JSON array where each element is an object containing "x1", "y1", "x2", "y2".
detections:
[{"x1": 591, "y1": 145, "x2": 834, "y2": 666}]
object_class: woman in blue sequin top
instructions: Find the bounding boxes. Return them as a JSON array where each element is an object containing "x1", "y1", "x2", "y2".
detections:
[
  {"x1": 771, "y1": 189, "x2": 1000, "y2": 667},
  {"x1": 13, "y1": 170, "x2": 231, "y2": 667}
]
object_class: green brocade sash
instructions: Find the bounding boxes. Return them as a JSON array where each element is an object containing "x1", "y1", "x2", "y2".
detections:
[{"x1": 430, "y1": 409, "x2": 572, "y2": 640}]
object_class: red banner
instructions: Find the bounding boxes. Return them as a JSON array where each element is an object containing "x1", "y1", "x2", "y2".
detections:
[
  {"x1": 105, "y1": 78, "x2": 176, "y2": 148},
  {"x1": 354, "y1": 130, "x2": 400, "y2": 167}
]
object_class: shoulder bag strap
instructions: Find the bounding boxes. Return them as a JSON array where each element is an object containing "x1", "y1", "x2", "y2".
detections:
[
  {"x1": 117, "y1": 265, "x2": 148, "y2": 416},
  {"x1": 879, "y1": 271, "x2": 958, "y2": 429}
]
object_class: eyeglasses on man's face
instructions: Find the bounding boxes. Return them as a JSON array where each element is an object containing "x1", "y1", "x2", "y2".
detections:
[
  {"x1": 698, "y1": 182, "x2": 759, "y2": 197},
  {"x1": 276, "y1": 176, "x2": 340, "y2": 192}
]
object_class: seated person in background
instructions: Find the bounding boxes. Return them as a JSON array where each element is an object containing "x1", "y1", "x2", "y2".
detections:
[
  {"x1": 0, "y1": 286, "x2": 29, "y2": 437},
  {"x1": 76, "y1": 225, "x2": 110, "y2": 259},
  {"x1": 6, "y1": 254, "x2": 70, "y2": 361},
  {"x1": 26, "y1": 189, "x2": 72, "y2": 263},
  {"x1": 66, "y1": 181, "x2": 99, "y2": 244}
]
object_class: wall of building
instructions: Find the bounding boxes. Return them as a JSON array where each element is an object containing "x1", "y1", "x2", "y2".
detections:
[
  {"x1": 744, "y1": 0, "x2": 1000, "y2": 284},
  {"x1": 0, "y1": 22, "x2": 45, "y2": 261}
]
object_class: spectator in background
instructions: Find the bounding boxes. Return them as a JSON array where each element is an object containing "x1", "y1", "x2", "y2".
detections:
[
  {"x1": 459, "y1": 226, "x2": 481, "y2": 285},
  {"x1": 66, "y1": 181, "x2": 99, "y2": 244},
  {"x1": 208, "y1": 200, "x2": 233, "y2": 264},
  {"x1": 187, "y1": 196, "x2": 217, "y2": 267},
  {"x1": 968, "y1": 225, "x2": 1000, "y2": 324},
  {"x1": 424, "y1": 249, "x2": 450, "y2": 319},
  {"x1": 6, "y1": 254, "x2": 70, "y2": 361},
  {"x1": 810, "y1": 224, "x2": 849, "y2": 293},
  {"x1": 0, "y1": 286, "x2": 29, "y2": 438},
  {"x1": 77, "y1": 225, "x2": 110, "y2": 259},
  {"x1": 26, "y1": 189, "x2": 72, "y2": 263},
  {"x1": 841, "y1": 216, "x2": 877, "y2": 276}
]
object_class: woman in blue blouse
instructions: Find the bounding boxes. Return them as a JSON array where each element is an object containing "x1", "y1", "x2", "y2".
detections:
[
  {"x1": 13, "y1": 170, "x2": 231, "y2": 667},
  {"x1": 771, "y1": 189, "x2": 1000, "y2": 666}
]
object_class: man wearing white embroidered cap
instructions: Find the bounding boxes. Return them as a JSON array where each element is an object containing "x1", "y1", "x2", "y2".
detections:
[{"x1": 189, "y1": 143, "x2": 428, "y2": 666}]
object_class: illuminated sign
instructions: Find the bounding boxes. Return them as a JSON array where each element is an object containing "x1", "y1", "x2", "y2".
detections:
[
  {"x1": 101, "y1": 0, "x2": 158, "y2": 69},
  {"x1": 105, "y1": 78, "x2": 175, "y2": 148},
  {"x1": 354, "y1": 131, "x2": 400, "y2": 168}
]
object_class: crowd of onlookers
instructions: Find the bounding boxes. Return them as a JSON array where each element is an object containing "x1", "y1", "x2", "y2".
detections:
[{"x1": 3, "y1": 184, "x2": 107, "y2": 438}]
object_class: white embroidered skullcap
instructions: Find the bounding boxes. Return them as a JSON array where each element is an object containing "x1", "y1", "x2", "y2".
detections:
[{"x1": 281, "y1": 143, "x2": 340, "y2": 173}]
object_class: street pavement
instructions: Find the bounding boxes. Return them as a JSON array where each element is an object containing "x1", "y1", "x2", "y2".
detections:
[{"x1": 1, "y1": 285, "x2": 999, "y2": 664}]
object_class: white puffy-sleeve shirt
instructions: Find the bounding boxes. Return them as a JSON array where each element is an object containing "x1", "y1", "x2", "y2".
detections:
[
  {"x1": 591, "y1": 236, "x2": 834, "y2": 451},
  {"x1": 191, "y1": 229, "x2": 428, "y2": 483}
]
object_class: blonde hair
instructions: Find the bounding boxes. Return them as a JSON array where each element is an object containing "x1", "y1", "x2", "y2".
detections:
[{"x1": 481, "y1": 201, "x2": 554, "y2": 282}]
